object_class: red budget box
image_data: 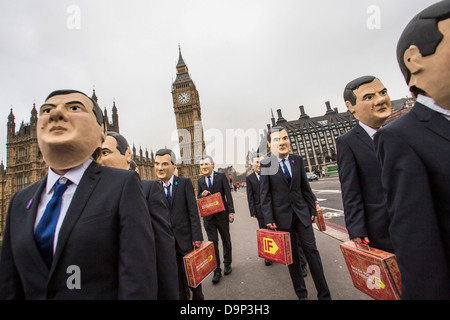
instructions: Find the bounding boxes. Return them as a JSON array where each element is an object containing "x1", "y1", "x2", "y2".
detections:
[
  {"x1": 256, "y1": 229, "x2": 293, "y2": 265},
  {"x1": 196, "y1": 192, "x2": 225, "y2": 217},
  {"x1": 340, "y1": 241, "x2": 401, "y2": 300},
  {"x1": 315, "y1": 202, "x2": 326, "y2": 231},
  {"x1": 183, "y1": 241, "x2": 216, "y2": 288}
]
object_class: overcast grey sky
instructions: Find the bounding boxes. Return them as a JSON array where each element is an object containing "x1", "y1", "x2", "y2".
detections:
[{"x1": 0, "y1": 0, "x2": 438, "y2": 170}]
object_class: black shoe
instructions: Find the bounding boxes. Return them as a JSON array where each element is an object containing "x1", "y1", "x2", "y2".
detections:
[
  {"x1": 212, "y1": 271, "x2": 221, "y2": 284},
  {"x1": 264, "y1": 259, "x2": 273, "y2": 266},
  {"x1": 224, "y1": 265, "x2": 232, "y2": 275}
]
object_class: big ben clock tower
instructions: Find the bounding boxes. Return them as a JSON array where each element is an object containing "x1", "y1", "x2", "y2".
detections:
[{"x1": 171, "y1": 46, "x2": 206, "y2": 187}]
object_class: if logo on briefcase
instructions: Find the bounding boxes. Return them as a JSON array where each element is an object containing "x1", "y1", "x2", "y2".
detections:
[
  {"x1": 263, "y1": 237, "x2": 279, "y2": 254},
  {"x1": 201, "y1": 201, "x2": 219, "y2": 210},
  {"x1": 196, "y1": 254, "x2": 214, "y2": 272}
]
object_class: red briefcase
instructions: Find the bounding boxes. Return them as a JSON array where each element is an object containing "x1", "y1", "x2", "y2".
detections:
[
  {"x1": 256, "y1": 229, "x2": 293, "y2": 265},
  {"x1": 196, "y1": 192, "x2": 225, "y2": 217},
  {"x1": 183, "y1": 241, "x2": 217, "y2": 288},
  {"x1": 315, "y1": 202, "x2": 326, "y2": 231},
  {"x1": 340, "y1": 241, "x2": 401, "y2": 300}
]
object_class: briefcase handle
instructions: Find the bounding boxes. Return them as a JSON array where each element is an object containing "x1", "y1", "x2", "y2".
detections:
[{"x1": 354, "y1": 240, "x2": 371, "y2": 251}]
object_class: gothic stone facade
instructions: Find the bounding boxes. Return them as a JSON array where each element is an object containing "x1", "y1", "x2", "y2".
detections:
[{"x1": 0, "y1": 49, "x2": 207, "y2": 235}]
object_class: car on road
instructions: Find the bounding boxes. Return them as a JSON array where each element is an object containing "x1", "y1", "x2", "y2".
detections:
[{"x1": 306, "y1": 172, "x2": 318, "y2": 181}]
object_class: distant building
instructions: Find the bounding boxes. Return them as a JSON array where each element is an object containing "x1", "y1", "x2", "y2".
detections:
[
  {"x1": 385, "y1": 96, "x2": 414, "y2": 124},
  {"x1": 263, "y1": 101, "x2": 355, "y2": 172},
  {"x1": 263, "y1": 97, "x2": 414, "y2": 173},
  {"x1": 0, "y1": 48, "x2": 208, "y2": 235},
  {"x1": 171, "y1": 46, "x2": 206, "y2": 191}
]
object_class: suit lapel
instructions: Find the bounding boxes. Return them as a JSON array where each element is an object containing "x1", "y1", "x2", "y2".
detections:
[
  {"x1": 50, "y1": 162, "x2": 101, "y2": 275},
  {"x1": 415, "y1": 102, "x2": 450, "y2": 142},
  {"x1": 252, "y1": 172, "x2": 260, "y2": 185},
  {"x1": 354, "y1": 123, "x2": 375, "y2": 151},
  {"x1": 170, "y1": 176, "x2": 179, "y2": 207},
  {"x1": 288, "y1": 154, "x2": 297, "y2": 189},
  {"x1": 212, "y1": 172, "x2": 219, "y2": 193},
  {"x1": 23, "y1": 178, "x2": 49, "y2": 271},
  {"x1": 273, "y1": 156, "x2": 290, "y2": 187}
]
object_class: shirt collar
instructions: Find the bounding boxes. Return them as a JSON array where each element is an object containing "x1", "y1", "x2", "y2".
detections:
[
  {"x1": 277, "y1": 155, "x2": 289, "y2": 163},
  {"x1": 46, "y1": 158, "x2": 92, "y2": 194},
  {"x1": 163, "y1": 175, "x2": 174, "y2": 188},
  {"x1": 417, "y1": 94, "x2": 450, "y2": 120},
  {"x1": 358, "y1": 121, "x2": 378, "y2": 140}
]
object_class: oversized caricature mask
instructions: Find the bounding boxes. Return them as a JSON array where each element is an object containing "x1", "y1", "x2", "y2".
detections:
[
  {"x1": 101, "y1": 134, "x2": 132, "y2": 170},
  {"x1": 397, "y1": 1, "x2": 450, "y2": 109},
  {"x1": 37, "y1": 91, "x2": 106, "y2": 171},
  {"x1": 345, "y1": 78, "x2": 392, "y2": 129}
]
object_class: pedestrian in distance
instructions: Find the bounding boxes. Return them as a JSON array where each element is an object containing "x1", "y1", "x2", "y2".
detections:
[
  {"x1": 246, "y1": 152, "x2": 272, "y2": 266},
  {"x1": 197, "y1": 155, "x2": 235, "y2": 285},
  {"x1": 154, "y1": 148, "x2": 204, "y2": 300},
  {"x1": 260, "y1": 126, "x2": 331, "y2": 300}
]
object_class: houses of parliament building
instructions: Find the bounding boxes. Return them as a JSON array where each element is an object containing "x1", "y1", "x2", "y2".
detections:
[{"x1": 0, "y1": 48, "x2": 206, "y2": 236}]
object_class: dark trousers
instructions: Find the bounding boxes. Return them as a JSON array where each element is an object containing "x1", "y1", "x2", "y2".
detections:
[
  {"x1": 176, "y1": 246, "x2": 204, "y2": 300},
  {"x1": 204, "y1": 218, "x2": 232, "y2": 272},
  {"x1": 281, "y1": 214, "x2": 331, "y2": 300}
]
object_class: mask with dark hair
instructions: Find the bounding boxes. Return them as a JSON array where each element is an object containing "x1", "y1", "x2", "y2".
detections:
[
  {"x1": 396, "y1": 1, "x2": 450, "y2": 93},
  {"x1": 37, "y1": 89, "x2": 106, "y2": 171},
  {"x1": 343, "y1": 76, "x2": 377, "y2": 106},
  {"x1": 155, "y1": 148, "x2": 177, "y2": 164}
]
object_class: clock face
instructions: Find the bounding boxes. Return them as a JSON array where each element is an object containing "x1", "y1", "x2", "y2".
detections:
[{"x1": 177, "y1": 92, "x2": 190, "y2": 104}]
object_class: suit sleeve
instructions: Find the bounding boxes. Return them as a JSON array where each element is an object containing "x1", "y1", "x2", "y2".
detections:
[
  {"x1": 374, "y1": 128, "x2": 449, "y2": 298},
  {"x1": 118, "y1": 172, "x2": 158, "y2": 299},
  {"x1": 221, "y1": 174, "x2": 235, "y2": 214},
  {"x1": 298, "y1": 157, "x2": 318, "y2": 217},
  {"x1": 246, "y1": 176, "x2": 257, "y2": 217},
  {"x1": 0, "y1": 193, "x2": 25, "y2": 299},
  {"x1": 185, "y1": 179, "x2": 203, "y2": 242},
  {"x1": 336, "y1": 137, "x2": 367, "y2": 239},
  {"x1": 197, "y1": 178, "x2": 203, "y2": 199},
  {"x1": 260, "y1": 159, "x2": 274, "y2": 225}
]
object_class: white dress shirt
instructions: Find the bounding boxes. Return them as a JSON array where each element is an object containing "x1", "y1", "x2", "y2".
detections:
[
  {"x1": 34, "y1": 158, "x2": 92, "y2": 253},
  {"x1": 359, "y1": 121, "x2": 378, "y2": 140},
  {"x1": 162, "y1": 175, "x2": 174, "y2": 197},
  {"x1": 278, "y1": 156, "x2": 292, "y2": 177},
  {"x1": 207, "y1": 171, "x2": 214, "y2": 184},
  {"x1": 417, "y1": 94, "x2": 450, "y2": 121}
]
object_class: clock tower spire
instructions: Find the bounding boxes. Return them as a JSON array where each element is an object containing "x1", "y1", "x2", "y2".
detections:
[{"x1": 171, "y1": 46, "x2": 206, "y2": 188}]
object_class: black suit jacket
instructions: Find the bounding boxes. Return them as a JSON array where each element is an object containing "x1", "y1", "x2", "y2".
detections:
[
  {"x1": 165, "y1": 176, "x2": 203, "y2": 255},
  {"x1": 336, "y1": 123, "x2": 392, "y2": 250},
  {"x1": 260, "y1": 154, "x2": 316, "y2": 230},
  {"x1": 141, "y1": 179, "x2": 178, "y2": 300},
  {"x1": 197, "y1": 171, "x2": 235, "y2": 221},
  {"x1": 246, "y1": 172, "x2": 262, "y2": 218},
  {"x1": 374, "y1": 102, "x2": 450, "y2": 299},
  {"x1": 0, "y1": 162, "x2": 157, "y2": 299}
]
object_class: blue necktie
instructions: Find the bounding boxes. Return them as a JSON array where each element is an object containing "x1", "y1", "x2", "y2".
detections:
[
  {"x1": 165, "y1": 183, "x2": 171, "y2": 204},
  {"x1": 207, "y1": 176, "x2": 213, "y2": 192},
  {"x1": 282, "y1": 159, "x2": 292, "y2": 185},
  {"x1": 35, "y1": 179, "x2": 72, "y2": 269}
]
